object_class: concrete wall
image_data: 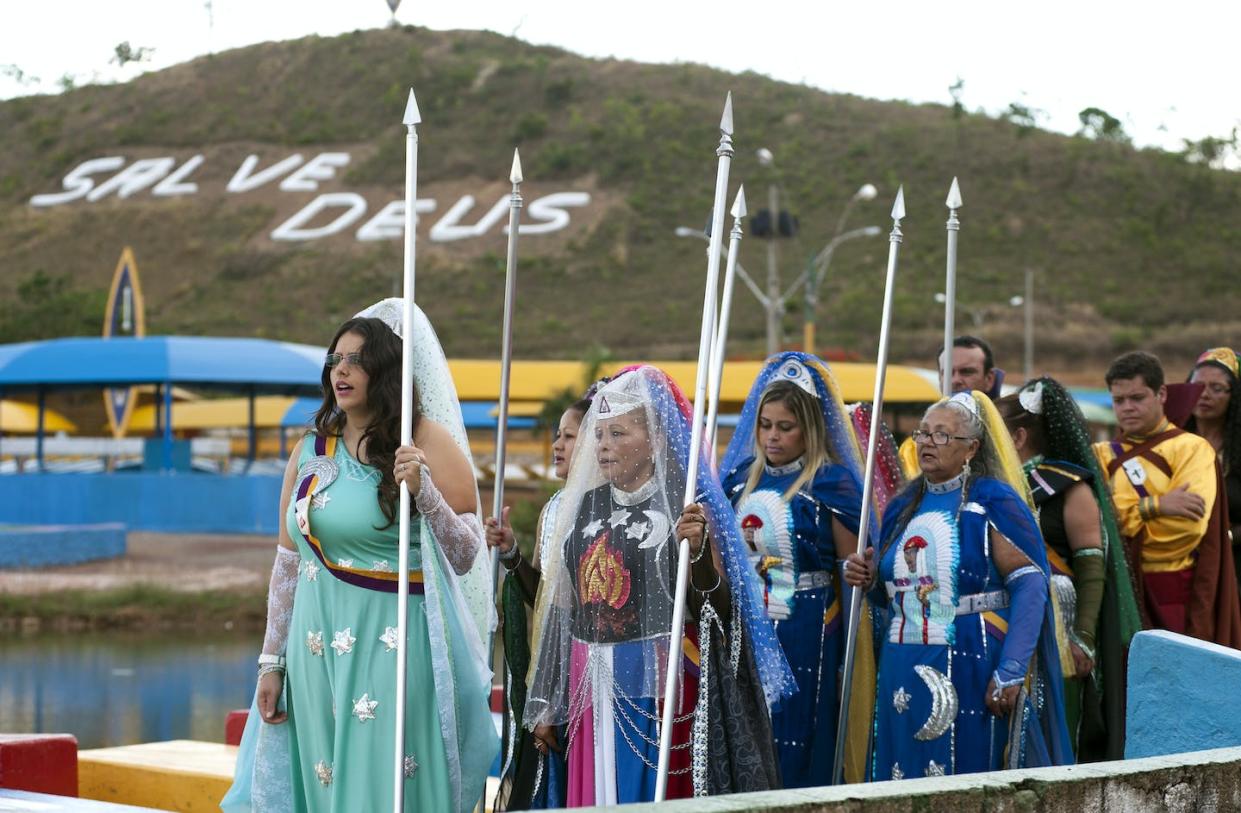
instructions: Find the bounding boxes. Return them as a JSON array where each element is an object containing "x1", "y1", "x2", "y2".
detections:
[
  {"x1": 0, "y1": 474, "x2": 283, "y2": 534},
  {"x1": 0, "y1": 524, "x2": 125, "y2": 567},
  {"x1": 1126, "y1": 629, "x2": 1241, "y2": 760},
  {"x1": 590, "y1": 747, "x2": 1241, "y2": 812}
]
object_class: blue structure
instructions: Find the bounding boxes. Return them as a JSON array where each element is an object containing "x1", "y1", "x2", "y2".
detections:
[
  {"x1": 1126, "y1": 630, "x2": 1241, "y2": 758},
  {"x1": 0, "y1": 336, "x2": 323, "y2": 534},
  {"x1": 0, "y1": 523, "x2": 126, "y2": 567}
]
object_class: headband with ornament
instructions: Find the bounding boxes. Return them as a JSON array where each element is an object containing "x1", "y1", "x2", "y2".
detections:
[
  {"x1": 770, "y1": 358, "x2": 820, "y2": 399},
  {"x1": 1196, "y1": 347, "x2": 1239, "y2": 379}
]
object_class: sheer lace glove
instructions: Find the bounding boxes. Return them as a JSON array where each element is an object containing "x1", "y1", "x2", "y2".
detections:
[
  {"x1": 415, "y1": 465, "x2": 483, "y2": 576},
  {"x1": 993, "y1": 565, "x2": 1048, "y2": 689},
  {"x1": 261, "y1": 546, "x2": 301, "y2": 659}
]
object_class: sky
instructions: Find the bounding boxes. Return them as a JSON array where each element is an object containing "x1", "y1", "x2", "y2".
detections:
[{"x1": 2, "y1": 1, "x2": 1238, "y2": 158}]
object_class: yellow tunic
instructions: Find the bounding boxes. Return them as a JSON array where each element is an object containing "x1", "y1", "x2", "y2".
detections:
[{"x1": 1093, "y1": 422, "x2": 1217, "y2": 573}]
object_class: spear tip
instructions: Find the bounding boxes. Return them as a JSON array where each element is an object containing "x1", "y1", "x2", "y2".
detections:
[
  {"x1": 510, "y1": 148, "x2": 523, "y2": 184},
  {"x1": 720, "y1": 91, "x2": 734, "y2": 135},
  {"x1": 946, "y1": 176, "x2": 962, "y2": 209},
  {"x1": 731, "y1": 184, "x2": 747, "y2": 219},
  {"x1": 891, "y1": 185, "x2": 906, "y2": 221},
  {"x1": 402, "y1": 88, "x2": 422, "y2": 126}
]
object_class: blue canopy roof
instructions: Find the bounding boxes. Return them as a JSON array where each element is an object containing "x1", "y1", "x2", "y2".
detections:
[
  {"x1": 279, "y1": 398, "x2": 541, "y2": 431},
  {"x1": 0, "y1": 336, "x2": 325, "y2": 393}
]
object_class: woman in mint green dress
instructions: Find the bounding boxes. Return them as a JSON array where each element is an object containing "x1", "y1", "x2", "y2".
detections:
[{"x1": 223, "y1": 300, "x2": 498, "y2": 812}]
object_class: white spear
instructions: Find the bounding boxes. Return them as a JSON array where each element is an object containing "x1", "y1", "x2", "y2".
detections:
[
  {"x1": 832, "y1": 186, "x2": 906, "y2": 786},
  {"x1": 705, "y1": 185, "x2": 747, "y2": 464},
  {"x1": 654, "y1": 92, "x2": 734, "y2": 802},
  {"x1": 478, "y1": 146, "x2": 522, "y2": 813},
  {"x1": 393, "y1": 87, "x2": 420, "y2": 813},
  {"x1": 941, "y1": 177, "x2": 962, "y2": 395}
]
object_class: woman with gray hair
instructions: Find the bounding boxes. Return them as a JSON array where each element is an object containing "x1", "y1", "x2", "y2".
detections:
[{"x1": 843, "y1": 392, "x2": 1073, "y2": 780}]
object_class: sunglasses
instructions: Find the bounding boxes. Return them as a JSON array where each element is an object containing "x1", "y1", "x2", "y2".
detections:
[{"x1": 325, "y1": 352, "x2": 364, "y2": 368}]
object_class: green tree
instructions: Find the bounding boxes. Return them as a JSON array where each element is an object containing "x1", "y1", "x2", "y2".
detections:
[
  {"x1": 1077, "y1": 107, "x2": 1130, "y2": 143},
  {"x1": 112, "y1": 42, "x2": 154, "y2": 68},
  {"x1": 948, "y1": 77, "x2": 966, "y2": 120},
  {"x1": 1002, "y1": 101, "x2": 1042, "y2": 138},
  {"x1": 1182, "y1": 128, "x2": 1238, "y2": 168}
]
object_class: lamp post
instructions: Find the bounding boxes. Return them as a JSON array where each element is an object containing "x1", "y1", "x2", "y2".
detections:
[
  {"x1": 757, "y1": 148, "x2": 783, "y2": 356},
  {"x1": 803, "y1": 183, "x2": 880, "y2": 355},
  {"x1": 934, "y1": 268, "x2": 1036, "y2": 382}
]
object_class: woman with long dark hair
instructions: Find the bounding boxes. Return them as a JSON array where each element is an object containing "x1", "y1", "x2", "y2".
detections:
[
  {"x1": 224, "y1": 300, "x2": 498, "y2": 812},
  {"x1": 1185, "y1": 347, "x2": 1241, "y2": 589},
  {"x1": 997, "y1": 378, "x2": 1142, "y2": 761}
]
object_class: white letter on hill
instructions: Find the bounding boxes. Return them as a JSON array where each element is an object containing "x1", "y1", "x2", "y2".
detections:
[
  {"x1": 271, "y1": 193, "x2": 368, "y2": 241},
  {"x1": 430, "y1": 195, "x2": 510, "y2": 242},
  {"x1": 29, "y1": 156, "x2": 126, "y2": 207},
  {"x1": 517, "y1": 192, "x2": 592, "y2": 235},
  {"x1": 152, "y1": 155, "x2": 205, "y2": 197},
  {"x1": 228, "y1": 154, "x2": 305, "y2": 193},
  {"x1": 87, "y1": 157, "x2": 178, "y2": 201},
  {"x1": 280, "y1": 152, "x2": 351, "y2": 192},
  {"x1": 356, "y1": 199, "x2": 438, "y2": 242}
]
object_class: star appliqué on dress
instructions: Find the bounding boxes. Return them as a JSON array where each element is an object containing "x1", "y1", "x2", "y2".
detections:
[
  {"x1": 337, "y1": 558, "x2": 354, "y2": 568},
  {"x1": 625, "y1": 520, "x2": 651, "y2": 540},
  {"x1": 372, "y1": 560, "x2": 393, "y2": 573},
  {"x1": 314, "y1": 759, "x2": 333, "y2": 786},
  {"x1": 306, "y1": 630, "x2": 325, "y2": 656},
  {"x1": 891, "y1": 762, "x2": 904, "y2": 780},
  {"x1": 304, "y1": 561, "x2": 319, "y2": 582},
  {"x1": 404, "y1": 754, "x2": 418, "y2": 778},
  {"x1": 925, "y1": 760, "x2": 945, "y2": 777},
  {"x1": 330, "y1": 628, "x2": 356, "y2": 656},
  {"x1": 352, "y1": 693, "x2": 378, "y2": 723},
  {"x1": 608, "y1": 508, "x2": 632, "y2": 529},
  {"x1": 311, "y1": 492, "x2": 331, "y2": 510},
  {"x1": 581, "y1": 519, "x2": 604, "y2": 538},
  {"x1": 380, "y1": 626, "x2": 399, "y2": 652},
  {"x1": 893, "y1": 686, "x2": 911, "y2": 713}
]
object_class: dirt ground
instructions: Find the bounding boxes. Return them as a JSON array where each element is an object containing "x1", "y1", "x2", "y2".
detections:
[{"x1": 0, "y1": 532, "x2": 278, "y2": 595}]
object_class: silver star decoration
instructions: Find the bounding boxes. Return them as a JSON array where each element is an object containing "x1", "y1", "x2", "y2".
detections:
[
  {"x1": 337, "y1": 558, "x2": 354, "y2": 568},
  {"x1": 314, "y1": 759, "x2": 333, "y2": 786},
  {"x1": 403, "y1": 754, "x2": 418, "y2": 779},
  {"x1": 372, "y1": 560, "x2": 393, "y2": 573},
  {"x1": 380, "y1": 626, "x2": 400, "y2": 652},
  {"x1": 311, "y1": 492, "x2": 331, "y2": 511},
  {"x1": 893, "y1": 686, "x2": 911, "y2": 713},
  {"x1": 330, "y1": 628, "x2": 356, "y2": 656},
  {"x1": 304, "y1": 561, "x2": 320, "y2": 582},
  {"x1": 625, "y1": 520, "x2": 651, "y2": 540},
  {"x1": 352, "y1": 693, "x2": 378, "y2": 723},
  {"x1": 891, "y1": 762, "x2": 904, "y2": 780},
  {"x1": 608, "y1": 508, "x2": 632, "y2": 529},
  {"x1": 581, "y1": 519, "x2": 604, "y2": 538},
  {"x1": 926, "y1": 760, "x2": 945, "y2": 777},
  {"x1": 306, "y1": 630, "x2": 325, "y2": 656}
]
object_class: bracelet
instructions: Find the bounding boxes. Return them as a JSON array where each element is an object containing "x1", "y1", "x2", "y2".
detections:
[
  {"x1": 258, "y1": 664, "x2": 286, "y2": 679},
  {"x1": 692, "y1": 565, "x2": 722, "y2": 594},
  {"x1": 689, "y1": 526, "x2": 710, "y2": 564},
  {"x1": 500, "y1": 546, "x2": 522, "y2": 573},
  {"x1": 499, "y1": 542, "x2": 521, "y2": 563},
  {"x1": 1069, "y1": 631, "x2": 1096, "y2": 662},
  {"x1": 258, "y1": 653, "x2": 286, "y2": 668}
]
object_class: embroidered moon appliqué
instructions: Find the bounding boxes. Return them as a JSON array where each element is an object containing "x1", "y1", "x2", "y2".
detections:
[{"x1": 912, "y1": 664, "x2": 959, "y2": 741}]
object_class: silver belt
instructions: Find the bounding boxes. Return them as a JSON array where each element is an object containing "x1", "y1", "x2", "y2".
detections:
[
  {"x1": 795, "y1": 570, "x2": 831, "y2": 591},
  {"x1": 955, "y1": 590, "x2": 1008, "y2": 616}
]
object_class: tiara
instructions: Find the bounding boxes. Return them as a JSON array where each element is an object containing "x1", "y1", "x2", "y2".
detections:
[{"x1": 773, "y1": 359, "x2": 819, "y2": 399}]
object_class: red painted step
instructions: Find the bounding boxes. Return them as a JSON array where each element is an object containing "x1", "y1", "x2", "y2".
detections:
[{"x1": 0, "y1": 733, "x2": 78, "y2": 796}]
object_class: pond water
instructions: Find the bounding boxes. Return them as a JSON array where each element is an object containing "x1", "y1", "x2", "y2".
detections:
[{"x1": 0, "y1": 630, "x2": 262, "y2": 749}]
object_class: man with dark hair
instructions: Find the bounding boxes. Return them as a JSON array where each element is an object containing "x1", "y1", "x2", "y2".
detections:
[
  {"x1": 1094, "y1": 351, "x2": 1241, "y2": 647},
  {"x1": 899, "y1": 335, "x2": 1006, "y2": 477}
]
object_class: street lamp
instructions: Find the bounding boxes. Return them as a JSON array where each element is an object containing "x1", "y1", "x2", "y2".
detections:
[{"x1": 934, "y1": 268, "x2": 1036, "y2": 382}]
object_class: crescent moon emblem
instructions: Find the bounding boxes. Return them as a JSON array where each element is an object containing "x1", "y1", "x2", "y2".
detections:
[
  {"x1": 637, "y1": 509, "x2": 671, "y2": 549},
  {"x1": 913, "y1": 664, "x2": 959, "y2": 741}
]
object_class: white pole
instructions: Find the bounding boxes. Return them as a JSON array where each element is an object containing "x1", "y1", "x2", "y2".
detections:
[
  {"x1": 941, "y1": 177, "x2": 962, "y2": 395},
  {"x1": 705, "y1": 186, "x2": 747, "y2": 464},
  {"x1": 654, "y1": 92, "x2": 734, "y2": 802},
  {"x1": 393, "y1": 87, "x2": 420, "y2": 813},
  {"x1": 832, "y1": 186, "x2": 906, "y2": 785}
]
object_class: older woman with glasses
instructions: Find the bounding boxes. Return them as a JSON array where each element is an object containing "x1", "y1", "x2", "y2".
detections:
[{"x1": 843, "y1": 392, "x2": 1072, "y2": 780}]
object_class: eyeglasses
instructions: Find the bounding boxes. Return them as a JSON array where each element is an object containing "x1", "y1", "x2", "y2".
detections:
[
  {"x1": 1202, "y1": 383, "x2": 1232, "y2": 396},
  {"x1": 325, "y1": 352, "x2": 363, "y2": 368},
  {"x1": 911, "y1": 429, "x2": 973, "y2": 446}
]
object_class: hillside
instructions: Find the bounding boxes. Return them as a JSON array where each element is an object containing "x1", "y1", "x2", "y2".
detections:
[{"x1": 2, "y1": 26, "x2": 1240, "y2": 377}]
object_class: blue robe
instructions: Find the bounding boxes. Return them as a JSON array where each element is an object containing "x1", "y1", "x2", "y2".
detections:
[
  {"x1": 868, "y1": 476, "x2": 1073, "y2": 780},
  {"x1": 722, "y1": 457, "x2": 862, "y2": 788}
]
